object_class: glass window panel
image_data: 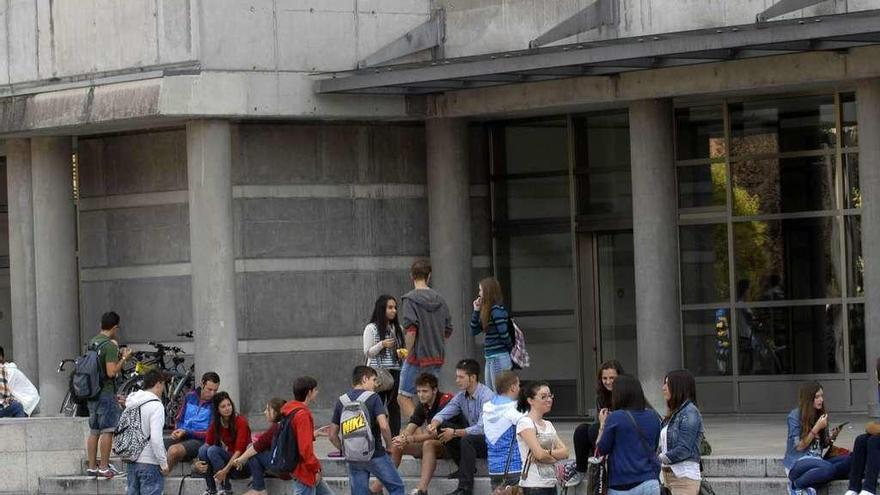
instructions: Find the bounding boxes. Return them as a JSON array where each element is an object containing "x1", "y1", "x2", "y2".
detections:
[
  {"x1": 574, "y1": 113, "x2": 632, "y2": 216},
  {"x1": 683, "y1": 309, "x2": 733, "y2": 377},
  {"x1": 845, "y1": 153, "x2": 861, "y2": 209},
  {"x1": 730, "y1": 95, "x2": 836, "y2": 156},
  {"x1": 680, "y1": 224, "x2": 729, "y2": 304},
  {"x1": 849, "y1": 304, "x2": 866, "y2": 373},
  {"x1": 733, "y1": 217, "x2": 841, "y2": 301},
  {"x1": 847, "y1": 215, "x2": 863, "y2": 297},
  {"x1": 842, "y1": 93, "x2": 857, "y2": 148},
  {"x1": 503, "y1": 122, "x2": 568, "y2": 174},
  {"x1": 597, "y1": 232, "x2": 637, "y2": 375},
  {"x1": 678, "y1": 163, "x2": 727, "y2": 209},
  {"x1": 502, "y1": 232, "x2": 574, "y2": 312},
  {"x1": 501, "y1": 176, "x2": 570, "y2": 220},
  {"x1": 730, "y1": 155, "x2": 836, "y2": 215},
  {"x1": 737, "y1": 304, "x2": 844, "y2": 375},
  {"x1": 577, "y1": 170, "x2": 632, "y2": 215},
  {"x1": 675, "y1": 106, "x2": 726, "y2": 160}
]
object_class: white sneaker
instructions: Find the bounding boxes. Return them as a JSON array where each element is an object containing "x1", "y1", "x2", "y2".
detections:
[
  {"x1": 859, "y1": 491, "x2": 877, "y2": 495},
  {"x1": 845, "y1": 490, "x2": 859, "y2": 495}
]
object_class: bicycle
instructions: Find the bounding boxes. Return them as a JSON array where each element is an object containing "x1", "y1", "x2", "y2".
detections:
[{"x1": 57, "y1": 359, "x2": 90, "y2": 417}]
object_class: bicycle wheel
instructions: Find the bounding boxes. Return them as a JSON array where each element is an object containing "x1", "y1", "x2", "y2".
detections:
[
  {"x1": 164, "y1": 378, "x2": 193, "y2": 430},
  {"x1": 119, "y1": 375, "x2": 145, "y2": 396}
]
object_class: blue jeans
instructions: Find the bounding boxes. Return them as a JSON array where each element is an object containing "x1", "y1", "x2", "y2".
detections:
[
  {"x1": 485, "y1": 353, "x2": 512, "y2": 392},
  {"x1": 347, "y1": 454, "x2": 405, "y2": 495},
  {"x1": 293, "y1": 478, "x2": 336, "y2": 495},
  {"x1": 788, "y1": 455, "x2": 851, "y2": 489},
  {"x1": 199, "y1": 444, "x2": 246, "y2": 492},
  {"x1": 849, "y1": 433, "x2": 880, "y2": 494},
  {"x1": 398, "y1": 362, "x2": 441, "y2": 398},
  {"x1": 88, "y1": 391, "x2": 121, "y2": 434},
  {"x1": 609, "y1": 479, "x2": 660, "y2": 495},
  {"x1": 126, "y1": 462, "x2": 163, "y2": 495},
  {"x1": 0, "y1": 400, "x2": 26, "y2": 418},
  {"x1": 247, "y1": 450, "x2": 272, "y2": 491}
]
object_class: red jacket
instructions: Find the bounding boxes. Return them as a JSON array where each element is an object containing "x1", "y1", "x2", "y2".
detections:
[
  {"x1": 281, "y1": 400, "x2": 321, "y2": 487},
  {"x1": 205, "y1": 415, "x2": 251, "y2": 456}
]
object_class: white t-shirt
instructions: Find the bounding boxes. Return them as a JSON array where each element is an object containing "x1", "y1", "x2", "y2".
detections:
[
  {"x1": 659, "y1": 425, "x2": 701, "y2": 481},
  {"x1": 516, "y1": 416, "x2": 559, "y2": 488}
]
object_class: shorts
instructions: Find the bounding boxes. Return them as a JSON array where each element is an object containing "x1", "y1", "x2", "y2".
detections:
[
  {"x1": 164, "y1": 437, "x2": 203, "y2": 460},
  {"x1": 398, "y1": 361, "x2": 442, "y2": 397},
  {"x1": 88, "y1": 391, "x2": 122, "y2": 434}
]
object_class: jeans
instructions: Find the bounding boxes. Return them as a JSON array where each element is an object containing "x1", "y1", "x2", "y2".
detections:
[
  {"x1": 522, "y1": 488, "x2": 557, "y2": 495},
  {"x1": 0, "y1": 400, "x2": 26, "y2": 418},
  {"x1": 485, "y1": 353, "x2": 512, "y2": 393},
  {"x1": 247, "y1": 450, "x2": 272, "y2": 491},
  {"x1": 788, "y1": 455, "x2": 851, "y2": 489},
  {"x1": 293, "y1": 478, "x2": 337, "y2": 495},
  {"x1": 445, "y1": 434, "x2": 488, "y2": 491},
  {"x1": 199, "y1": 444, "x2": 249, "y2": 492},
  {"x1": 848, "y1": 433, "x2": 880, "y2": 494},
  {"x1": 574, "y1": 422, "x2": 600, "y2": 472},
  {"x1": 608, "y1": 479, "x2": 661, "y2": 495},
  {"x1": 126, "y1": 462, "x2": 164, "y2": 495},
  {"x1": 398, "y1": 362, "x2": 441, "y2": 398},
  {"x1": 347, "y1": 454, "x2": 405, "y2": 495},
  {"x1": 88, "y1": 391, "x2": 122, "y2": 434}
]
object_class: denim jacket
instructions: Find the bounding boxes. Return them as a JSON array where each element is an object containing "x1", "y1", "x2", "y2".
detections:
[
  {"x1": 783, "y1": 408, "x2": 826, "y2": 470},
  {"x1": 660, "y1": 400, "x2": 703, "y2": 465}
]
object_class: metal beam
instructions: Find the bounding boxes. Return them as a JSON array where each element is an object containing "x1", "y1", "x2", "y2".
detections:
[
  {"x1": 357, "y1": 9, "x2": 445, "y2": 68},
  {"x1": 756, "y1": 0, "x2": 828, "y2": 22},
  {"x1": 530, "y1": 0, "x2": 617, "y2": 48}
]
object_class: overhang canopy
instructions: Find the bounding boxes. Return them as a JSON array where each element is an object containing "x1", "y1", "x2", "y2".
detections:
[{"x1": 316, "y1": 9, "x2": 880, "y2": 96}]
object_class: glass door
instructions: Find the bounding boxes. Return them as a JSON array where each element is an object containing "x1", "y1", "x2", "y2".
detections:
[{"x1": 595, "y1": 232, "x2": 637, "y2": 375}]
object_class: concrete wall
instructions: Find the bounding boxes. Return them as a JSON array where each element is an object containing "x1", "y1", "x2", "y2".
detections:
[
  {"x1": 0, "y1": 417, "x2": 88, "y2": 494},
  {"x1": 75, "y1": 122, "x2": 490, "y2": 416},
  {"x1": 0, "y1": 160, "x2": 10, "y2": 362}
]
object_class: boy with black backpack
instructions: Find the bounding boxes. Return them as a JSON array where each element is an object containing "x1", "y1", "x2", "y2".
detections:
[
  {"x1": 329, "y1": 366, "x2": 405, "y2": 495},
  {"x1": 116, "y1": 369, "x2": 169, "y2": 495}
]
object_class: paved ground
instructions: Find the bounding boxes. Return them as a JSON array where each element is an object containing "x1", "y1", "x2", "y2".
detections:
[{"x1": 308, "y1": 412, "x2": 874, "y2": 458}]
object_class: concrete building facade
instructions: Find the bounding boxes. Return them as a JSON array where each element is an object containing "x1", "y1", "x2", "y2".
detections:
[{"x1": 2, "y1": 0, "x2": 880, "y2": 418}]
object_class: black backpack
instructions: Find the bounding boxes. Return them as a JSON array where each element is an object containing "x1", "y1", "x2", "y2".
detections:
[
  {"x1": 71, "y1": 339, "x2": 111, "y2": 401},
  {"x1": 267, "y1": 408, "x2": 302, "y2": 476}
]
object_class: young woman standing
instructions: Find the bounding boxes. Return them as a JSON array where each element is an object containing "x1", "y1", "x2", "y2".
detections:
[
  {"x1": 570, "y1": 360, "x2": 625, "y2": 485},
  {"x1": 516, "y1": 380, "x2": 570, "y2": 495},
  {"x1": 363, "y1": 294, "x2": 405, "y2": 436},
  {"x1": 470, "y1": 277, "x2": 513, "y2": 392},
  {"x1": 659, "y1": 369, "x2": 704, "y2": 495},
  {"x1": 784, "y1": 382, "x2": 851, "y2": 495}
]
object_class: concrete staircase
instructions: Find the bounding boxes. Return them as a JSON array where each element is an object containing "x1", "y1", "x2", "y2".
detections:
[{"x1": 38, "y1": 455, "x2": 853, "y2": 495}]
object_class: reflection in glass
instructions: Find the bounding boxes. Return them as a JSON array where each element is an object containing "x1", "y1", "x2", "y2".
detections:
[
  {"x1": 680, "y1": 224, "x2": 729, "y2": 304},
  {"x1": 501, "y1": 232, "x2": 574, "y2": 312},
  {"x1": 845, "y1": 154, "x2": 861, "y2": 209},
  {"x1": 846, "y1": 216, "x2": 863, "y2": 297},
  {"x1": 678, "y1": 163, "x2": 726, "y2": 209},
  {"x1": 849, "y1": 304, "x2": 866, "y2": 373},
  {"x1": 737, "y1": 304, "x2": 843, "y2": 375},
  {"x1": 577, "y1": 170, "x2": 631, "y2": 215},
  {"x1": 503, "y1": 122, "x2": 568, "y2": 174},
  {"x1": 675, "y1": 106, "x2": 726, "y2": 160},
  {"x1": 574, "y1": 113, "x2": 632, "y2": 216},
  {"x1": 683, "y1": 309, "x2": 732, "y2": 377},
  {"x1": 730, "y1": 155, "x2": 836, "y2": 215},
  {"x1": 730, "y1": 95, "x2": 836, "y2": 155},
  {"x1": 733, "y1": 217, "x2": 840, "y2": 301},
  {"x1": 842, "y1": 93, "x2": 857, "y2": 148},
  {"x1": 597, "y1": 233, "x2": 637, "y2": 375},
  {"x1": 501, "y1": 176, "x2": 570, "y2": 220}
]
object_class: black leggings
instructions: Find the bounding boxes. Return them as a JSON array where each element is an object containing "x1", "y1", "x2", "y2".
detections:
[
  {"x1": 574, "y1": 422, "x2": 601, "y2": 472},
  {"x1": 379, "y1": 368, "x2": 401, "y2": 436},
  {"x1": 848, "y1": 433, "x2": 880, "y2": 494}
]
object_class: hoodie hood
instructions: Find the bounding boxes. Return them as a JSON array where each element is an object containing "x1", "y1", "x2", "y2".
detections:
[
  {"x1": 281, "y1": 400, "x2": 307, "y2": 416},
  {"x1": 482, "y1": 395, "x2": 523, "y2": 444},
  {"x1": 126, "y1": 389, "x2": 161, "y2": 408},
  {"x1": 402, "y1": 288, "x2": 447, "y2": 311}
]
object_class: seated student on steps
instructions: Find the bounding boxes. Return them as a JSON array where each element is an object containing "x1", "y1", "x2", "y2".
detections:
[{"x1": 165, "y1": 372, "x2": 220, "y2": 473}]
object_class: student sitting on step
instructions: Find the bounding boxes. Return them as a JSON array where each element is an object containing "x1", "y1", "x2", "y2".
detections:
[
  {"x1": 844, "y1": 421, "x2": 880, "y2": 495},
  {"x1": 198, "y1": 392, "x2": 252, "y2": 495},
  {"x1": 231, "y1": 397, "x2": 287, "y2": 495}
]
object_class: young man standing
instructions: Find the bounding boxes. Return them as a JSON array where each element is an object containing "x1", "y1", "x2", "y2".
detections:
[
  {"x1": 0, "y1": 345, "x2": 39, "y2": 418},
  {"x1": 481, "y1": 371, "x2": 523, "y2": 491},
  {"x1": 284, "y1": 376, "x2": 336, "y2": 495},
  {"x1": 398, "y1": 259, "x2": 453, "y2": 419},
  {"x1": 123, "y1": 369, "x2": 170, "y2": 495},
  {"x1": 164, "y1": 371, "x2": 220, "y2": 472},
  {"x1": 330, "y1": 366, "x2": 405, "y2": 495},
  {"x1": 427, "y1": 359, "x2": 495, "y2": 495},
  {"x1": 87, "y1": 311, "x2": 133, "y2": 479}
]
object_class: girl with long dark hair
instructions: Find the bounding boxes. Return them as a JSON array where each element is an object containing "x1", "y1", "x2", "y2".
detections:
[
  {"x1": 784, "y1": 382, "x2": 850, "y2": 495},
  {"x1": 516, "y1": 380, "x2": 570, "y2": 494},
  {"x1": 197, "y1": 392, "x2": 252, "y2": 495},
  {"x1": 470, "y1": 277, "x2": 513, "y2": 392},
  {"x1": 363, "y1": 294, "x2": 405, "y2": 435},
  {"x1": 659, "y1": 369, "x2": 703, "y2": 495}
]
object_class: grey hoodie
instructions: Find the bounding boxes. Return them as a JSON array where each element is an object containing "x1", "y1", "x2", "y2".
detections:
[
  {"x1": 400, "y1": 287, "x2": 452, "y2": 366},
  {"x1": 124, "y1": 389, "x2": 168, "y2": 467}
]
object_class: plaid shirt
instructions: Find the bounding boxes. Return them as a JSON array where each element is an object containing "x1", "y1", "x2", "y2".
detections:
[{"x1": 0, "y1": 365, "x2": 10, "y2": 401}]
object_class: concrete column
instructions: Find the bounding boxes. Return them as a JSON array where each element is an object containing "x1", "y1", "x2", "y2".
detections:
[
  {"x1": 857, "y1": 79, "x2": 880, "y2": 417},
  {"x1": 629, "y1": 99, "x2": 682, "y2": 411},
  {"x1": 426, "y1": 118, "x2": 474, "y2": 384},
  {"x1": 187, "y1": 120, "x2": 240, "y2": 404},
  {"x1": 6, "y1": 139, "x2": 39, "y2": 382},
  {"x1": 31, "y1": 137, "x2": 78, "y2": 415}
]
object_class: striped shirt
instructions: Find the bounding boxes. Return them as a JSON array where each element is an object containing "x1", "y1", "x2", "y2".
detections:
[
  {"x1": 363, "y1": 323, "x2": 402, "y2": 370},
  {"x1": 470, "y1": 305, "x2": 513, "y2": 358}
]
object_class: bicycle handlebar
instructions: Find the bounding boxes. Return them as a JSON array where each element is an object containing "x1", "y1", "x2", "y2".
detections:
[
  {"x1": 147, "y1": 341, "x2": 184, "y2": 354},
  {"x1": 176, "y1": 331, "x2": 193, "y2": 339}
]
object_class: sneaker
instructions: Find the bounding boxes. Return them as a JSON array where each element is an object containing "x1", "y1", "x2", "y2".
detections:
[
  {"x1": 788, "y1": 486, "x2": 816, "y2": 495},
  {"x1": 217, "y1": 490, "x2": 233, "y2": 495},
  {"x1": 201, "y1": 491, "x2": 217, "y2": 495},
  {"x1": 95, "y1": 468, "x2": 114, "y2": 480},
  {"x1": 555, "y1": 460, "x2": 582, "y2": 487},
  {"x1": 85, "y1": 468, "x2": 99, "y2": 478},
  {"x1": 107, "y1": 463, "x2": 125, "y2": 477},
  {"x1": 409, "y1": 490, "x2": 428, "y2": 495}
]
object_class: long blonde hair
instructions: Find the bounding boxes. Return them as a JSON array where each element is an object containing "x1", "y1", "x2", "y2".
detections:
[{"x1": 479, "y1": 277, "x2": 504, "y2": 329}]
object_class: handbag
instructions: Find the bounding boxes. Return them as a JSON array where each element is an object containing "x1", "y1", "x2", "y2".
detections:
[
  {"x1": 492, "y1": 434, "x2": 523, "y2": 495},
  {"x1": 370, "y1": 364, "x2": 395, "y2": 393},
  {"x1": 584, "y1": 449, "x2": 608, "y2": 495}
]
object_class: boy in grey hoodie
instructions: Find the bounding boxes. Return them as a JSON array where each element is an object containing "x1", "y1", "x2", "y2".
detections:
[
  {"x1": 398, "y1": 259, "x2": 453, "y2": 419},
  {"x1": 123, "y1": 370, "x2": 169, "y2": 495}
]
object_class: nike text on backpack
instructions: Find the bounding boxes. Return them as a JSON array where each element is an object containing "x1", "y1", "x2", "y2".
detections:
[
  {"x1": 72, "y1": 340, "x2": 111, "y2": 401},
  {"x1": 113, "y1": 399, "x2": 161, "y2": 461},
  {"x1": 510, "y1": 319, "x2": 531, "y2": 369},
  {"x1": 267, "y1": 408, "x2": 302, "y2": 475},
  {"x1": 339, "y1": 391, "x2": 376, "y2": 462}
]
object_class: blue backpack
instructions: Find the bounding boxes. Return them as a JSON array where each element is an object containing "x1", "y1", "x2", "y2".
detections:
[
  {"x1": 267, "y1": 408, "x2": 303, "y2": 476},
  {"x1": 71, "y1": 340, "x2": 111, "y2": 400}
]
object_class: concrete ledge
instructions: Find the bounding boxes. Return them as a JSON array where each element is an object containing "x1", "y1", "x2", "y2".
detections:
[{"x1": 0, "y1": 417, "x2": 89, "y2": 494}]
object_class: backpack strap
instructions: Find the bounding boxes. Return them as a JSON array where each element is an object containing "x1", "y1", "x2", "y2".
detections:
[
  {"x1": 339, "y1": 394, "x2": 353, "y2": 406},
  {"x1": 355, "y1": 390, "x2": 374, "y2": 402},
  {"x1": 137, "y1": 399, "x2": 162, "y2": 440}
]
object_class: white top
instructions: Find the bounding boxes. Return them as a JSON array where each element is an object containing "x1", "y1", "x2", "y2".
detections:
[
  {"x1": 516, "y1": 416, "x2": 559, "y2": 488},
  {"x1": 0, "y1": 362, "x2": 40, "y2": 415},
  {"x1": 362, "y1": 323, "x2": 401, "y2": 369},
  {"x1": 659, "y1": 425, "x2": 702, "y2": 481},
  {"x1": 124, "y1": 390, "x2": 169, "y2": 468}
]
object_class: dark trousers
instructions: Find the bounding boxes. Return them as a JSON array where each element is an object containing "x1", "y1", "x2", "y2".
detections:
[
  {"x1": 789, "y1": 455, "x2": 851, "y2": 489},
  {"x1": 445, "y1": 434, "x2": 488, "y2": 490},
  {"x1": 574, "y1": 422, "x2": 600, "y2": 472},
  {"x1": 379, "y1": 369, "x2": 401, "y2": 436},
  {"x1": 849, "y1": 433, "x2": 880, "y2": 494}
]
